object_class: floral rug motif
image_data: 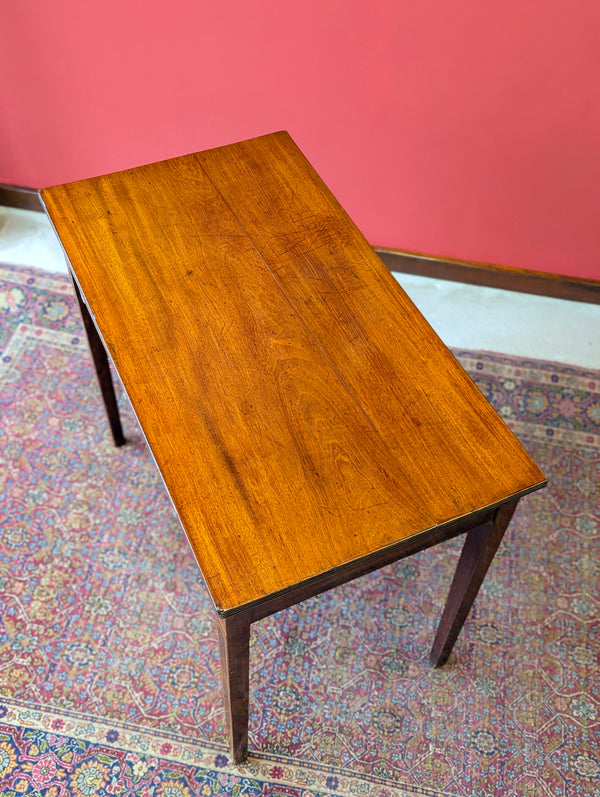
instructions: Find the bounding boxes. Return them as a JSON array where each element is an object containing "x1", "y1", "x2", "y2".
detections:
[{"x1": 0, "y1": 262, "x2": 599, "y2": 797}]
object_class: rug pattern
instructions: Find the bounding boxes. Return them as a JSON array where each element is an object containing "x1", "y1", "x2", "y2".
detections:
[{"x1": 0, "y1": 263, "x2": 599, "y2": 796}]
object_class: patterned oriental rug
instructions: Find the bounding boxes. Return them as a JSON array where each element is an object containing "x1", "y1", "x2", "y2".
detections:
[{"x1": 0, "y1": 261, "x2": 599, "y2": 797}]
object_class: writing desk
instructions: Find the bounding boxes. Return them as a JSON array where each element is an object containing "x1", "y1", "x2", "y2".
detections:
[{"x1": 41, "y1": 132, "x2": 546, "y2": 763}]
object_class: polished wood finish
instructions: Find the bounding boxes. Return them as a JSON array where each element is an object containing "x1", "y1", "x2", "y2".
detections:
[
  {"x1": 41, "y1": 132, "x2": 546, "y2": 763},
  {"x1": 1, "y1": 180, "x2": 595, "y2": 305},
  {"x1": 377, "y1": 247, "x2": 600, "y2": 305}
]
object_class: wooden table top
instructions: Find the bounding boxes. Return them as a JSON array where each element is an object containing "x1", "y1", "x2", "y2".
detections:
[{"x1": 41, "y1": 132, "x2": 546, "y2": 615}]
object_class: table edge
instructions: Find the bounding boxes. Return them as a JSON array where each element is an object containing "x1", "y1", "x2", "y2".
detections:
[{"x1": 220, "y1": 480, "x2": 546, "y2": 621}]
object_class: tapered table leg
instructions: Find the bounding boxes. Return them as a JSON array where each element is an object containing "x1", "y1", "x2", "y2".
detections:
[
  {"x1": 430, "y1": 499, "x2": 519, "y2": 667},
  {"x1": 72, "y1": 278, "x2": 126, "y2": 447},
  {"x1": 216, "y1": 612, "x2": 251, "y2": 764}
]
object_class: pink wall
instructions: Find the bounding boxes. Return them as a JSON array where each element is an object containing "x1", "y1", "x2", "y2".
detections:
[{"x1": 3, "y1": 1, "x2": 599, "y2": 279}]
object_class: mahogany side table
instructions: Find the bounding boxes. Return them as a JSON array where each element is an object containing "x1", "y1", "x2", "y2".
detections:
[{"x1": 41, "y1": 132, "x2": 546, "y2": 764}]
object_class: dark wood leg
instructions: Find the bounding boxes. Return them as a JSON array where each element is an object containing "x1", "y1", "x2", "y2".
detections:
[
  {"x1": 430, "y1": 498, "x2": 519, "y2": 667},
  {"x1": 216, "y1": 612, "x2": 251, "y2": 764},
  {"x1": 72, "y1": 279, "x2": 126, "y2": 447}
]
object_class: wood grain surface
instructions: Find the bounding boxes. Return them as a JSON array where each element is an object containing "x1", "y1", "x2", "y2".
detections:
[{"x1": 41, "y1": 132, "x2": 546, "y2": 615}]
